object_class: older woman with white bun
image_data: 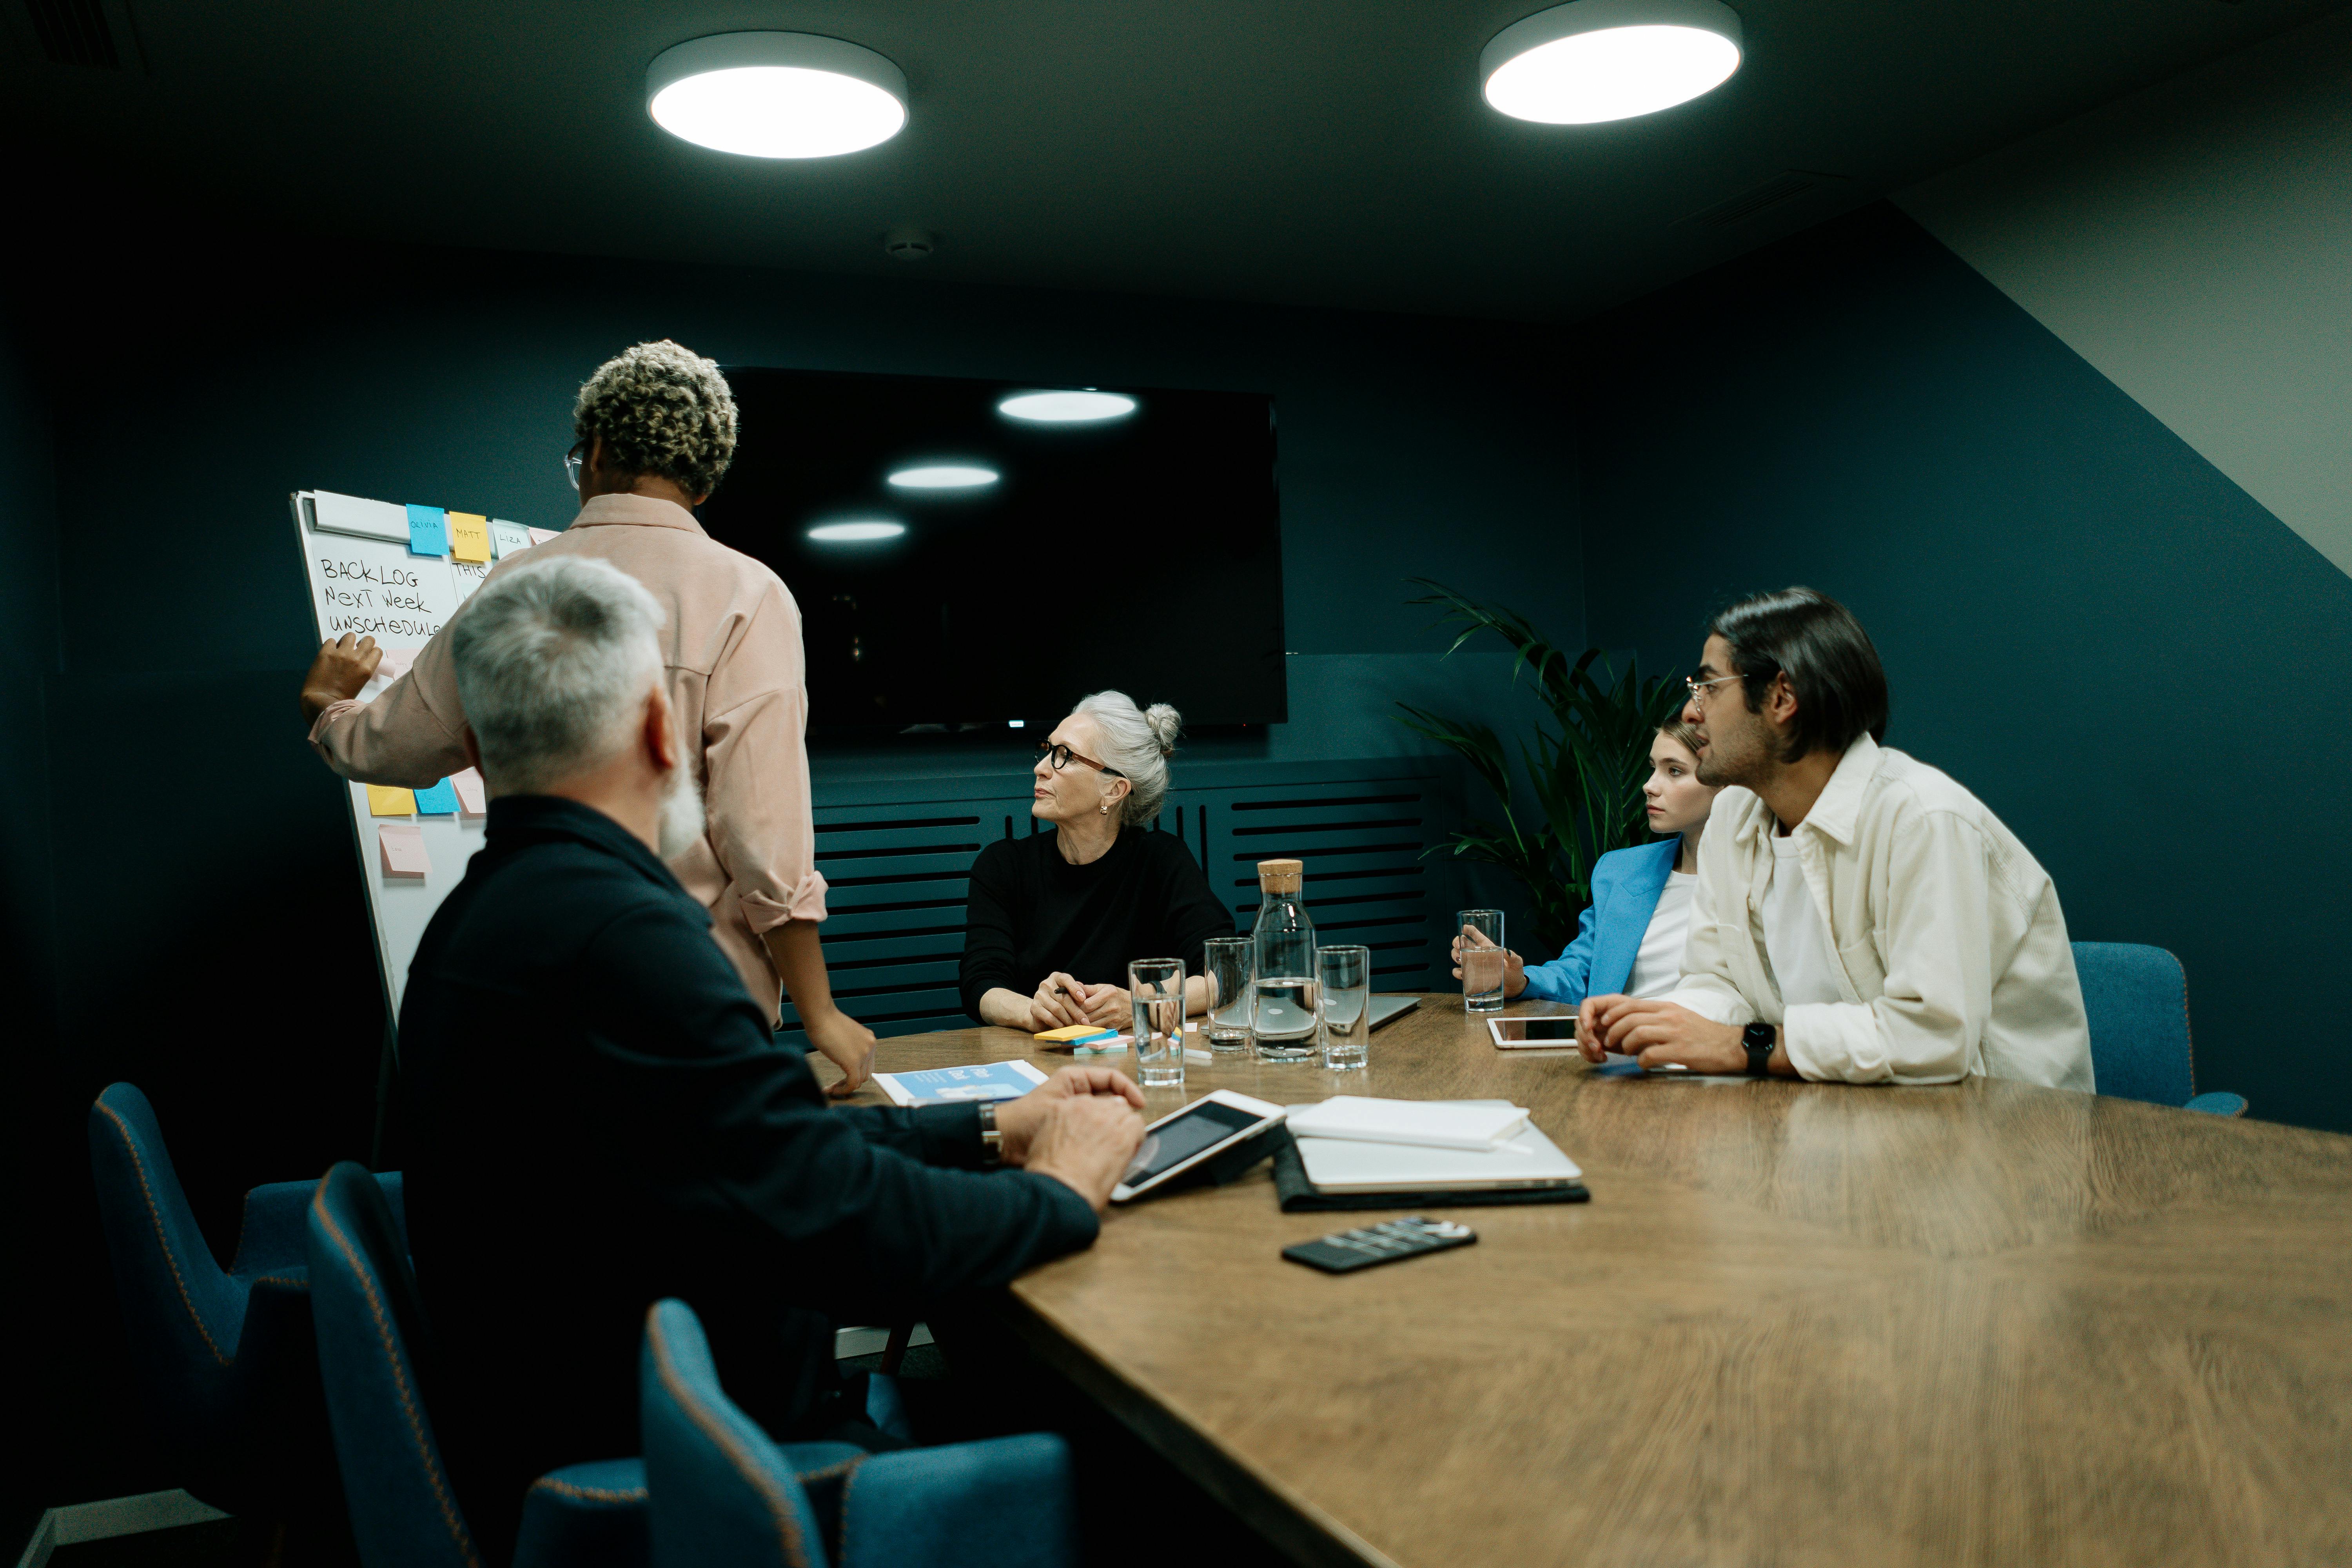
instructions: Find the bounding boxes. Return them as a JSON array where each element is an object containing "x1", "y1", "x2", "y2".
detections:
[{"x1": 961, "y1": 691, "x2": 1234, "y2": 1031}]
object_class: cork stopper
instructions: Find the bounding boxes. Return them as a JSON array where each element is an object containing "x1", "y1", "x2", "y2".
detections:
[{"x1": 1257, "y1": 858, "x2": 1303, "y2": 895}]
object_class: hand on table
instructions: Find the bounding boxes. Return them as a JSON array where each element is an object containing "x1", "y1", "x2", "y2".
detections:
[
  {"x1": 995, "y1": 1066, "x2": 1145, "y2": 1165},
  {"x1": 1575, "y1": 994, "x2": 1746, "y2": 1073},
  {"x1": 1450, "y1": 927, "x2": 1525, "y2": 1000},
  {"x1": 1012, "y1": 1090, "x2": 1147, "y2": 1212},
  {"x1": 1028, "y1": 973, "x2": 1089, "y2": 1031},
  {"x1": 299, "y1": 633, "x2": 382, "y2": 723},
  {"x1": 802, "y1": 1006, "x2": 878, "y2": 1098}
]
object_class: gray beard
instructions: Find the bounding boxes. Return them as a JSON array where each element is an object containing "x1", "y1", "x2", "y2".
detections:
[{"x1": 656, "y1": 764, "x2": 708, "y2": 862}]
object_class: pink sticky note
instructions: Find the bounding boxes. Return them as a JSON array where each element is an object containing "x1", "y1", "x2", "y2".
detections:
[
  {"x1": 528, "y1": 527, "x2": 560, "y2": 546},
  {"x1": 450, "y1": 767, "x2": 487, "y2": 816},
  {"x1": 375, "y1": 646, "x2": 418, "y2": 683},
  {"x1": 379, "y1": 822, "x2": 430, "y2": 879}
]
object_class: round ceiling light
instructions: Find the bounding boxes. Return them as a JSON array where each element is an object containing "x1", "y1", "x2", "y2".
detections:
[
  {"x1": 647, "y1": 33, "x2": 908, "y2": 158},
  {"x1": 996, "y1": 391, "x2": 1138, "y2": 424},
  {"x1": 808, "y1": 519, "x2": 906, "y2": 543},
  {"x1": 1481, "y1": 0, "x2": 1742, "y2": 125},
  {"x1": 887, "y1": 464, "x2": 1000, "y2": 489}
]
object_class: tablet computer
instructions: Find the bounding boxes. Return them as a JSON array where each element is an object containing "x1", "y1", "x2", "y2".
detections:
[
  {"x1": 1488, "y1": 1016, "x2": 1580, "y2": 1050},
  {"x1": 1110, "y1": 1089, "x2": 1287, "y2": 1203}
]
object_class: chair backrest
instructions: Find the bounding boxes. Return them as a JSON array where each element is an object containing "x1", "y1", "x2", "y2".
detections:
[
  {"x1": 640, "y1": 1299, "x2": 831, "y2": 1568},
  {"x1": 307, "y1": 1160, "x2": 483, "y2": 1568},
  {"x1": 2072, "y1": 942, "x2": 2196, "y2": 1107},
  {"x1": 87, "y1": 1084, "x2": 246, "y2": 1478}
]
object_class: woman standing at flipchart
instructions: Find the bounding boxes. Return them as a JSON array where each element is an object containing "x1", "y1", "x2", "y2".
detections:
[{"x1": 296, "y1": 341, "x2": 878, "y2": 1096}]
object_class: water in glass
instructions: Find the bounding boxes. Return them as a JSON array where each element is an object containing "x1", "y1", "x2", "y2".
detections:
[
  {"x1": 1317, "y1": 945, "x2": 1371, "y2": 1071},
  {"x1": 1250, "y1": 859, "x2": 1319, "y2": 1060},
  {"x1": 1202, "y1": 937, "x2": 1254, "y2": 1051},
  {"x1": 1459, "y1": 909, "x2": 1506, "y2": 1013},
  {"x1": 1129, "y1": 957, "x2": 1186, "y2": 1089}
]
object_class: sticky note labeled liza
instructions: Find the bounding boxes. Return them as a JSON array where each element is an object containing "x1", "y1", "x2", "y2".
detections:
[
  {"x1": 405, "y1": 504, "x2": 450, "y2": 557},
  {"x1": 413, "y1": 777, "x2": 461, "y2": 815},
  {"x1": 490, "y1": 519, "x2": 534, "y2": 559},
  {"x1": 378, "y1": 823, "x2": 430, "y2": 879},
  {"x1": 447, "y1": 512, "x2": 492, "y2": 564},
  {"x1": 450, "y1": 767, "x2": 487, "y2": 815},
  {"x1": 366, "y1": 784, "x2": 418, "y2": 816}
]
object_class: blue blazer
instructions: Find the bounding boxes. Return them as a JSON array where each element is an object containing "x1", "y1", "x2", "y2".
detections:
[{"x1": 1518, "y1": 838, "x2": 1682, "y2": 1006}]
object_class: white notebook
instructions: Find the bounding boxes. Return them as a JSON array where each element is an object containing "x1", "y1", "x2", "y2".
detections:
[
  {"x1": 1295, "y1": 1120, "x2": 1583, "y2": 1193},
  {"x1": 1283, "y1": 1095, "x2": 1531, "y2": 1151}
]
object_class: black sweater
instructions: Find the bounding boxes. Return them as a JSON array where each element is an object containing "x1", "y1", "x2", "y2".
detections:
[
  {"x1": 399, "y1": 797, "x2": 1098, "y2": 1553},
  {"x1": 959, "y1": 826, "x2": 1236, "y2": 1020}
]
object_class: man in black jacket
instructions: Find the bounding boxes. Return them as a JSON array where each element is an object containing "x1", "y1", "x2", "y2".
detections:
[{"x1": 396, "y1": 553, "x2": 1144, "y2": 1551}]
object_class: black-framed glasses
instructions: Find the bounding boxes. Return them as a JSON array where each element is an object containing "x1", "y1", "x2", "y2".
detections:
[
  {"x1": 563, "y1": 440, "x2": 587, "y2": 491},
  {"x1": 1037, "y1": 742, "x2": 1123, "y2": 778}
]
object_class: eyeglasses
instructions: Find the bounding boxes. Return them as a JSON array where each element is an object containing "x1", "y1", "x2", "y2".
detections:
[
  {"x1": 1037, "y1": 742, "x2": 1123, "y2": 778},
  {"x1": 563, "y1": 440, "x2": 587, "y2": 491},
  {"x1": 1684, "y1": 673, "x2": 1742, "y2": 706}
]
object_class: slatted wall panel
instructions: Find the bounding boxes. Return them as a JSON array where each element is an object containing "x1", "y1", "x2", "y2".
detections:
[{"x1": 784, "y1": 761, "x2": 1458, "y2": 1044}]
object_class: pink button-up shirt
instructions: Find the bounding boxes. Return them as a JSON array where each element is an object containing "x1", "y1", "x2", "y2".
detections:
[{"x1": 309, "y1": 493, "x2": 828, "y2": 1020}]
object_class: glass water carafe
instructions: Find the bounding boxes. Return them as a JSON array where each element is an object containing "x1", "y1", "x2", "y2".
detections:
[{"x1": 1250, "y1": 858, "x2": 1318, "y2": 1059}]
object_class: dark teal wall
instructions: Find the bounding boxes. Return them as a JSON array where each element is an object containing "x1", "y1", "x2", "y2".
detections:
[
  {"x1": 8, "y1": 187, "x2": 1572, "y2": 1507},
  {"x1": 1578, "y1": 203, "x2": 2352, "y2": 1134}
]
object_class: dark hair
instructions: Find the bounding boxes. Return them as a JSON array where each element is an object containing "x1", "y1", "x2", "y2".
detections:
[{"x1": 1708, "y1": 586, "x2": 1888, "y2": 763}]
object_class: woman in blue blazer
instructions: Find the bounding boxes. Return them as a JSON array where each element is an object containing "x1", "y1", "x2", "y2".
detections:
[{"x1": 1456, "y1": 718, "x2": 1722, "y2": 1006}]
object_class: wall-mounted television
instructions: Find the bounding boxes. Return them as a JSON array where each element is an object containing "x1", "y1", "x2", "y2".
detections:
[{"x1": 699, "y1": 367, "x2": 1284, "y2": 735}]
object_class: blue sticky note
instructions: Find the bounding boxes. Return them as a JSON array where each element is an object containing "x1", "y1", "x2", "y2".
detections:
[
  {"x1": 412, "y1": 777, "x2": 461, "y2": 815},
  {"x1": 406, "y1": 504, "x2": 449, "y2": 557}
]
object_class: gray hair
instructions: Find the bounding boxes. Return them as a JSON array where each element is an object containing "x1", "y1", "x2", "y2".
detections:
[
  {"x1": 1074, "y1": 691, "x2": 1181, "y2": 826},
  {"x1": 573, "y1": 340, "x2": 739, "y2": 498},
  {"x1": 450, "y1": 555, "x2": 666, "y2": 795}
]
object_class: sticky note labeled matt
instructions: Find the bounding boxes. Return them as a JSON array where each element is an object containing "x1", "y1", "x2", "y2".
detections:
[
  {"x1": 490, "y1": 519, "x2": 534, "y2": 559},
  {"x1": 447, "y1": 512, "x2": 491, "y2": 563},
  {"x1": 366, "y1": 784, "x2": 418, "y2": 816},
  {"x1": 450, "y1": 767, "x2": 487, "y2": 815},
  {"x1": 378, "y1": 823, "x2": 430, "y2": 879},
  {"x1": 413, "y1": 777, "x2": 461, "y2": 814},
  {"x1": 406, "y1": 504, "x2": 450, "y2": 557}
]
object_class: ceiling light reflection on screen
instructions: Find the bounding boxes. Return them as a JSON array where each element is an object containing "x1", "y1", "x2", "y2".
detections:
[
  {"x1": 996, "y1": 390, "x2": 1138, "y2": 424},
  {"x1": 807, "y1": 519, "x2": 907, "y2": 543},
  {"x1": 886, "y1": 464, "x2": 1000, "y2": 489}
]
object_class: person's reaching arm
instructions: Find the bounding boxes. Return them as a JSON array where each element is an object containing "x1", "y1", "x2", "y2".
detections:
[{"x1": 303, "y1": 632, "x2": 471, "y2": 788}]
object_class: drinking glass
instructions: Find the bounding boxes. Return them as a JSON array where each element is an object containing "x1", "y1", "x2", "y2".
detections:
[
  {"x1": 1202, "y1": 937, "x2": 1255, "y2": 1051},
  {"x1": 1129, "y1": 958, "x2": 1187, "y2": 1089},
  {"x1": 1317, "y1": 946, "x2": 1371, "y2": 1071},
  {"x1": 1457, "y1": 910, "x2": 1507, "y2": 1013}
]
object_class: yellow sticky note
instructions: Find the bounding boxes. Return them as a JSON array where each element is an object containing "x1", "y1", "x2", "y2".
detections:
[
  {"x1": 366, "y1": 784, "x2": 418, "y2": 816},
  {"x1": 447, "y1": 512, "x2": 491, "y2": 563}
]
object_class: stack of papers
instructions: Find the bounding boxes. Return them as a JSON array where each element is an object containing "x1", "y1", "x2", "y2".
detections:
[{"x1": 1284, "y1": 1096, "x2": 1531, "y2": 1151}]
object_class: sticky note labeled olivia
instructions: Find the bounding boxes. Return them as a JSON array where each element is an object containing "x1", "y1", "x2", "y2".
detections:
[
  {"x1": 366, "y1": 784, "x2": 418, "y2": 816},
  {"x1": 405, "y1": 504, "x2": 449, "y2": 557},
  {"x1": 412, "y1": 777, "x2": 461, "y2": 815},
  {"x1": 490, "y1": 519, "x2": 534, "y2": 559},
  {"x1": 447, "y1": 512, "x2": 491, "y2": 563},
  {"x1": 378, "y1": 823, "x2": 430, "y2": 879},
  {"x1": 450, "y1": 767, "x2": 487, "y2": 816}
]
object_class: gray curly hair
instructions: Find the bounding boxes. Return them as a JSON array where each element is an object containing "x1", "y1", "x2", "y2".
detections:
[
  {"x1": 1074, "y1": 690, "x2": 1183, "y2": 826},
  {"x1": 572, "y1": 341, "x2": 739, "y2": 499}
]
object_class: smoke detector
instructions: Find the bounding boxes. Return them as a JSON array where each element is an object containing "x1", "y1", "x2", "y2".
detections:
[{"x1": 884, "y1": 225, "x2": 936, "y2": 261}]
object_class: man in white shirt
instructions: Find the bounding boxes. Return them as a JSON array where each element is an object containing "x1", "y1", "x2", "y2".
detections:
[{"x1": 1579, "y1": 587, "x2": 2094, "y2": 1090}]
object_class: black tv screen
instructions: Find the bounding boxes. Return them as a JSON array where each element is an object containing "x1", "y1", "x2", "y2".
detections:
[{"x1": 699, "y1": 367, "x2": 1285, "y2": 735}]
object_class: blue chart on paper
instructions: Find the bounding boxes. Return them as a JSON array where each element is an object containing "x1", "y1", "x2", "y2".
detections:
[{"x1": 873, "y1": 1060, "x2": 1049, "y2": 1107}]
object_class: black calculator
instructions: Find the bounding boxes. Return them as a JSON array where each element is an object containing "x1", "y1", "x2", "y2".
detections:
[{"x1": 1282, "y1": 1217, "x2": 1477, "y2": 1273}]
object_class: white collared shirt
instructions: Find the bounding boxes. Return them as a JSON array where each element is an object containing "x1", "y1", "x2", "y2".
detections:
[{"x1": 1666, "y1": 734, "x2": 2095, "y2": 1090}]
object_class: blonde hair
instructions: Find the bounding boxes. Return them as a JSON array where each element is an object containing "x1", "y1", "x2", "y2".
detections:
[
  {"x1": 1657, "y1": 716, "x2": 1706, "y2": 762},
  {"x1": 1073, "y1": 691, "x2": 1182, "y2": 826},
  {"x1": 572, "y1": 341, "x2": 739, "y2": 498}
]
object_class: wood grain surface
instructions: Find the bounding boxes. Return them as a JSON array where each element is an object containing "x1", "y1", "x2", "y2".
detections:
[{"x1": 838, "y1": 996, "x2": 2352, "y2": 1568}]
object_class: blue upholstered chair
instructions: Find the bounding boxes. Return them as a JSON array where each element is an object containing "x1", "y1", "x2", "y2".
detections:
[
  {"x1": 640, "y1": 1299, "x2": 1078, "y2": 1568},
  {"x1": 88, "y1": 1082, "x2": 405, "y2": 1520},
  {"x1": 2072, "y1": 943, "x2": 2247, "y2": 1116},
  {"x1": 306, "y1": 1160, "x2": 649, "y2": 1568}
]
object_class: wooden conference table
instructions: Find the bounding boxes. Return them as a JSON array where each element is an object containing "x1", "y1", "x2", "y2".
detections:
[{"x1": 841, "y1": 995, "x2": 2352, "y2": 1568}]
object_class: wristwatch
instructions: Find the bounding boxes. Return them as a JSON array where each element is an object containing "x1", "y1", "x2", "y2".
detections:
[
  {"x1": 976, "y1": 1102, "x2": 1004, "y2": 1167},
  {"x1": 1741, "y1": 1022, "x2": 1776, "y2": 1078}
]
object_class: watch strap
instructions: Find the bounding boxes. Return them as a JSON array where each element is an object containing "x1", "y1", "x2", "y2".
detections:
[{"x1": 976, "y1": 1102, "x2": 1004, "y2": 1166}]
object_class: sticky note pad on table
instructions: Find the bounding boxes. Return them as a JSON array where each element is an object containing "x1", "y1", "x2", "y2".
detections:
[
  {"x1": 406, "y1": 504, "x2": 449, "y2": 557},
  {"x1": 1034, "y1": 1023, "x2": 1109, "y2": 1042},
  {"x1": 450, "y1": 767, "x2": 487, "y2": 815},
  {"x1": 446, "y1": 512, "x2": 491, "y2": 563},
  {"x1": 490, "y1": 519, "x2": 534, "y2": 559},
  {"x1": 413, "y1": 777, "x2": 461, "y2": 814},
  {"x1": 378, "y1": 823, "x2": 430, "y2": 878},
  {"x1": 365, "y1": 784, "x2": 417, "y2": 816}
]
